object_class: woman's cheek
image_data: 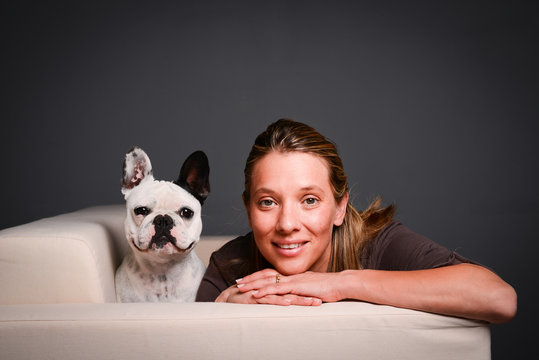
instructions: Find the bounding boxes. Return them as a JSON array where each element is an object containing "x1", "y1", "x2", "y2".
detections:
[
  {"x1": 303, "y1": 210, "x2": 331, "y2": 233},
  {"x1": 251, "y1": 210, "x2": 276, "y2": 235}
]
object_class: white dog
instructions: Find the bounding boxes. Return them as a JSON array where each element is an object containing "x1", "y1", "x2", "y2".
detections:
[{"x1": 115, "y1": 147, "x2": 209, "y2": 302}]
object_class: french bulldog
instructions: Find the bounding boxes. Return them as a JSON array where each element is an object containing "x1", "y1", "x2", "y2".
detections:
[{"x1": 115, "y1": 147, "x2": 209, "y2": 302}]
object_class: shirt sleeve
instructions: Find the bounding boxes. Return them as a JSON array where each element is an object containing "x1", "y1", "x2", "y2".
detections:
[
  {"x1": 195, "y1": 252, "x2": 229, "y2": 302},
  {"x1": 362, "y1": 221, "x2": 477, "y2": 271},
  {"x1": 195, "y1": 234, "x2": 253, "y2": 302}
]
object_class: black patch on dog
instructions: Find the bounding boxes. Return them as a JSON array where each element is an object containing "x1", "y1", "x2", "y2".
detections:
[{"x1": 175, "y1": 150, "x2": 210, "y2": 205}]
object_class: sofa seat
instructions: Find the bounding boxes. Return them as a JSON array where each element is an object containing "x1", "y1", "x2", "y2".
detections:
[{"x1": 0, "y1": 205, "x2": 491, "y2": 359}]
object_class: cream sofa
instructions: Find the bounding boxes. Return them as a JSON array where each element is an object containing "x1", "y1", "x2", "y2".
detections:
[{"x1": 0, "y1": 205, "x2": 491, "y2": 359}]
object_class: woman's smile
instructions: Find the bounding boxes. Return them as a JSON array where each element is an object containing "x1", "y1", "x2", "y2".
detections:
[{"x1": 273, "y1": 240, "x2": 309, "y2": 256}]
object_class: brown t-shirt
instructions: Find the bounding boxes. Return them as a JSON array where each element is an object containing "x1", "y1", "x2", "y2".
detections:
[{"x1": 195, "y1": 221, "x2": 475, "y2": 302}]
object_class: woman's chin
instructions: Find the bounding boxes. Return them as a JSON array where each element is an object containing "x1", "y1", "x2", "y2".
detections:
[{"x1": 274, "y1": 261, "x2": 310, "y2": 276}]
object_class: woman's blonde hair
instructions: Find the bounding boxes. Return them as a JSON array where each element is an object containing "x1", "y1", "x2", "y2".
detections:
[{"x1": 243, "y1": 119, "x2": 395, "y2": 271}]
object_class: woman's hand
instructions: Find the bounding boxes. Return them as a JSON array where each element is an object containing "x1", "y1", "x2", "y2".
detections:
[
  {"x1": 216, "y1": 275, "x2": 322, "y2": 306},
  {"x1": 215, "y1": 284, "x2": 258, "y2": 304},
  {"x1": 234, "y1": 268, "x2": 343, "y2": 305},
  {"x1": 216, "y1": 268, "x2": 325, "y2": 306}
]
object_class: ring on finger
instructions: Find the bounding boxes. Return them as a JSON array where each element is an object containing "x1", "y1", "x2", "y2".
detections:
[{"x1": 275, "y1": 274, "x2": 281, "y2": 284}]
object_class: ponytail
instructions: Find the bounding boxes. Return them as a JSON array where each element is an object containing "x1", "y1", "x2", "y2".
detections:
[{"x1": 330, "y1": 197, "x2": 395, "y2": 271}]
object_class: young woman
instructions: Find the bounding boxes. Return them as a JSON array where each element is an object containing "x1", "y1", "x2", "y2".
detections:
[{"x1": 196, "y1": 119, "x2": 517, "y2": 324}]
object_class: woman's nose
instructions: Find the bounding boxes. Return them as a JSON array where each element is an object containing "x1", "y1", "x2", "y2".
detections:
[{"x1": 276, "y1": 203, "x2": 300, "y2": 233}]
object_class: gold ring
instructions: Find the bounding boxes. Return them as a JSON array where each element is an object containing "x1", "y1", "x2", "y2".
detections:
[{"x1": 275, "y1": 274, "x2": 281, "y2": 284}]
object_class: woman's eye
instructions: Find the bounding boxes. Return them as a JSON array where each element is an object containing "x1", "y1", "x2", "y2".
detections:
[
  {"x1": 179, "y1": 207, "x2": 194, "y2": 219},
  {"x1": 304, "y1": 197, "x2": 318, "y2": 206},
  {"x1": 259, "y1": 199, "x2": 275, "y2": 207},
  {"x1": 134, "y1": 207, "x2": 151, "y2": 216}
]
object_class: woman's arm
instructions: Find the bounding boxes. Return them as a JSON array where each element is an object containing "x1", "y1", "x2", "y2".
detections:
[
  {"x1": 337, "y1": 263, "x2": 516, "y2": 323},
  {"x1": 236, "y1": 264, "x2": 517, "y2": 324}
]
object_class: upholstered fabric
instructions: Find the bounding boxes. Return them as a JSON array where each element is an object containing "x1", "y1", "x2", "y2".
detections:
[
  {"x1": 0, "y1": 205, "x2": 491, "y2": 359},
  {"x1": 0, "y1": 302, "x2": 490, "y2": 360}
]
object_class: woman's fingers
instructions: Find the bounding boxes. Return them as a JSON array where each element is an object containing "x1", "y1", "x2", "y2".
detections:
[
  {"x1": 216, "y1": 284, "x2": 321, "y2": 306},
  {"x1": 235, "y1": 269, "x2": 339, "y2": 303},
  {"x1": 236, "y1": 269, "x2": 283, "y2": 292},
  {"x1": 236, "y1": 268, "x2": 279, "y2": 285},
  {"x1": 255, "y1": 294, "x2": 322, "y2": 306},
  {"x1": 216, "y1": 285, "x2": 258, "y2": 304},
  {"x1": 215, "y1": 285, "x2": 237, "y2": 302}
]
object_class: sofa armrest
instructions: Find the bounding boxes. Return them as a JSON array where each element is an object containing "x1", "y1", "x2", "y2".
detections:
[
  {"x1": 0, "y1": 206, "x2": 124, "y2": 304},
  {"x1": 0, "y1": 302, "x2": 490, "y2": 360}
]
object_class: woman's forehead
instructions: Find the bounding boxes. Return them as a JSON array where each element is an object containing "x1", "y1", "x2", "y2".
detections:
[{"x1": 250, "y1": 151, "x2": 331, "y2": 190}]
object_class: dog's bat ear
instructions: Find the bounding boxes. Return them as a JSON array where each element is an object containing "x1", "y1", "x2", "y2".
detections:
[
  {"x1": 175, "y1": 150, "x2": 210, "y2": 205},
  {"x1": 121, "y1": 147, "x2": 154, "y2": 198}
]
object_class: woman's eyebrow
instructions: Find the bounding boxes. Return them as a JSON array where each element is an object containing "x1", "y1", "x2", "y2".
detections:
[
  {"x1": 252, "y1": 187, "x2": 277, "y2": 196},
  {"x1": 252, "y1": 185, "x2": 325, "y2": 196},
  {"x1": 299, "y1": 185, "x2": 325, "y2": 193}
]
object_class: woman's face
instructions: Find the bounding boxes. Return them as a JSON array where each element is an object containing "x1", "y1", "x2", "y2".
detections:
[{"x1": 245, "y1": 151, "x2": 348, "y2": 275}]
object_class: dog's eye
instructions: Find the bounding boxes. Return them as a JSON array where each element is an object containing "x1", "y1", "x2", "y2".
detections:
[
  {"x1": 179, "y1": 207, "x2": 194, "y2": 219},
  {"x1": 134, "y1": 207, "x2": 151, "y2": 216}
]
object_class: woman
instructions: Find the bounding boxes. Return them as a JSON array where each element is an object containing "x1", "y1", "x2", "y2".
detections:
[{"x1": 196, "y1": 119, "x2": 517, "y2": 324}]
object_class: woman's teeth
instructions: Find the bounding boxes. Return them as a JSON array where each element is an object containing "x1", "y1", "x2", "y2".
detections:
[{"x1": 278, "y1": 243, "x2": 302, "y2": 249}]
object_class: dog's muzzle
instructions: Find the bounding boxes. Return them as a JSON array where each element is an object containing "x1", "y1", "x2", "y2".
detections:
[{"x1": 150, "y1": 214, "x2": 176, "y2": 249}]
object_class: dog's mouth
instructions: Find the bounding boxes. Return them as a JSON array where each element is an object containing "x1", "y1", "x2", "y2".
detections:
[
  {"x1": 130, "y1": 235, "x2": 196, "y2": 253},
  {"x1": 151, "y1": 234, "x2": 175, "y2": 250},
  {"x1": 133, "y1": 235, "x2": 195, "y2": 253}
]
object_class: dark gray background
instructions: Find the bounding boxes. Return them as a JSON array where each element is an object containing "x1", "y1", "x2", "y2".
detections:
[{"x1": 2, "y1": 0, "x2": 537, "y2": 358}]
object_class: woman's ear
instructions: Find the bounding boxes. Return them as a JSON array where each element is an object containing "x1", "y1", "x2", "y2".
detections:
[{"x1": 333, "y1": 192, "x2": 349, "y2": 226}]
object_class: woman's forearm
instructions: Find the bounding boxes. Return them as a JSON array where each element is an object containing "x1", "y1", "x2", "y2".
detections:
[{"x1": 336, "y1": 263, "x2": 517, "y2": 324}]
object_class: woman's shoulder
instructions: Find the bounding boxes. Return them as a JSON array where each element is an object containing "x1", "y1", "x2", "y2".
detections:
[
  {"x1": 363, "y1": 220, "x2": 407, "y2": 257},
  {"x1": 361, "y1": 220, "x2": 472, "y2": 270}
]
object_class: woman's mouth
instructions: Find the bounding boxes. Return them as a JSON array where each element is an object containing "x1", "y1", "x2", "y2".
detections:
[
  {"x1": 278, "y1": 243, "x2": 302, "y2": 249},
  {"x1": 273, "y1": 241, "x2": 308, "y2": 256}
]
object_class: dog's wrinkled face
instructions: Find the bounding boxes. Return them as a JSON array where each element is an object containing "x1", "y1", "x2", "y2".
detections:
[
  {"x1": 121, "y1": 147, "x2": 210, "y2": 260},
  {"x1": 125, "y1": 180, "x2": 202, "y2": 256}
]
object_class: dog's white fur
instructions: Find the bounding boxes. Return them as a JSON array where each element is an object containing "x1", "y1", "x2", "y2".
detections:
[{"x1": 115, "y1": 147, "x2": 208, "y2": 302}]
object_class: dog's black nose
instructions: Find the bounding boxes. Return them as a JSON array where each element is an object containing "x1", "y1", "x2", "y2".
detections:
[{"x1": 153, "y1": 215, "x2": 174, "y2": 231}]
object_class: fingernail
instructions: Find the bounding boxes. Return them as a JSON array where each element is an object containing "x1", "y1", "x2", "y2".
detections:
[
  {"x1": 305, "y1": 297, "x2": 313, "y2": 300},
  {"x1": 235, "y1": 278, "x2": 243, "y2": 283},
  {"x1": 236, "y1": 283, "x2": 245, "y2": 288},
  {"x1": 251, "y1": 290, "x2": 259, "y2": 295}
]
